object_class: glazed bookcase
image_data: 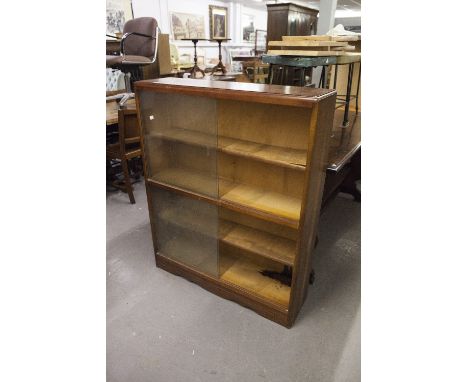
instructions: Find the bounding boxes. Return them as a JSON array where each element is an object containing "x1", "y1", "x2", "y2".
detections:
[{"x1": 135, "y1": 78, "x2": 336, "y2": 327}]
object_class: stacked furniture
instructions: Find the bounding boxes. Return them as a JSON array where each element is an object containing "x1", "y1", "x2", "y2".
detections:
[
  {"x1": 267, "y1": 35, "x2": 359, "y2": 56},
  {"x1": 135, "y1": 78, "x2": 336, "y2": 327}
]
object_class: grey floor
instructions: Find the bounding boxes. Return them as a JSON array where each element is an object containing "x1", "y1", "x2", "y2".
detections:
[{"x1": 107, "y1": 181, "x2": 361, "y2": 382}]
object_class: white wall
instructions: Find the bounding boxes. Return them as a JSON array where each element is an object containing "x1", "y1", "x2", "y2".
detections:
[
  {"x1": 131, "y1": 0, "x2": 266, "y2": 46},
  {"x1": 130, "y1": 0, "x2": 267, "y2": 69}
]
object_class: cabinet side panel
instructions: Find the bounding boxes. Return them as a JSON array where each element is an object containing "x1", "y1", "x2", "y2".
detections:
[{"x1": 289, "y1": 95, "x2": 336, "y2": 324}]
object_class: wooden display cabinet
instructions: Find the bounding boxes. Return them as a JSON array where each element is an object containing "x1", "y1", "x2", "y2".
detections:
[
  {"x1": 135, "y1": 78, "x2": 336, "y2": 327},
  {"x1": 266, "y1": 2, "x2": 319, "y2": 45}
]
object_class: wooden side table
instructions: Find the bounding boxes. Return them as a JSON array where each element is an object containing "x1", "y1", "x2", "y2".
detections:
[
  {"x1": 210, "y1": 38, "x2": 231, "y2": 74},
  {"x1": 181, "y1": 38, "x2": 209, "y2": 78}
]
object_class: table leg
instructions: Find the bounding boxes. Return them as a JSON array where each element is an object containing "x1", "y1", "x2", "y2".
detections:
[
  {"x1": 355, "y1": 62, "x2": 361, "y2": 114},
  {"x1": 212, "y1": 40, "x2": 227, "y2": 74},
  {"x1": 188, "y1": 39, "x2": 205, "y2": 78},
  {"x1": 343, "y1": 62, "x2": 354, "y2": 127},
  {"x1": 300, "y1": 68, "x2": 305, "y2": 87},
  {"x1": 280, "y1": 65, "x2": 285, "y2": 85},
  {"x1": 333, "y1": 65, "x2": 338, "y2": 89},
  {"x1": 320, "y1": 65, "x2": 327, "y2": 88},
  {"x1": 340, "y1": 62, "x2": 354, "y2": 144}
]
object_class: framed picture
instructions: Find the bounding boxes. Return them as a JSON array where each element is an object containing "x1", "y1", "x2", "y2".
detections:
[
  {"x1": 242, "y1": 14, "x2": 255, "y2": 43},
  {"x1": 255, "y1": 29, "x2": 267, "y2": 54},
  {"x1": 106, "y1": 0, "x2": 134, "y2": 35},
  {"x1": 171, "y1": 12, "x2": 206, "y2": 40},
  {"x1": 209, "y1": 5, "x2": 228, "y2": 39}
]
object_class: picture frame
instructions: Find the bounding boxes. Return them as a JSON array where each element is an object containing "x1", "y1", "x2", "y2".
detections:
[
  {"x1": 171, "y1": 12, "x2": 206, "y2": 40},
  {"x1": 209, "y1": 5, "x2": 228, "y2": 39},
  {"x1": 242, "y1": 14, "x2": 255, "y2": 43},
  {"x1": 106, "y1": 0, "x2": 134, "y2": 35},
  {"x1": 254, "y1": 29, "x2": 267, "y2": 55}
]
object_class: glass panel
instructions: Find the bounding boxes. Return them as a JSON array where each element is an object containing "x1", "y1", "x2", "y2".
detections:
[
  {"x1": 139, "y1": 91, "x2": 218, "y2": 198},
  {"x1": 151, "y1": 187, "x2": 218, "y2": 277}
]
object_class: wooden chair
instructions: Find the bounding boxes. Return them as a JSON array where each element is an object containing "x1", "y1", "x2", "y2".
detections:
[{"x1": 106, "y1": 109, "x2": 141, "y2": 204}]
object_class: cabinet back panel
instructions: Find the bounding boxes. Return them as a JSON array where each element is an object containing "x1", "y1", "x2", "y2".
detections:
[
  {"x1": 219, "y1": 246, "x2": 291, "y2": 307},
  {"x1": 139, "y1": 91, "x2": 217, "y2": 136},
  {"x1": 147, "y1": 139, "x2": 218, "y2": 198},
  {"x1": 220, "y1": 208, "x2": 298, "y2": 241},
  {"x1": 218, "y1": 153, "x2": 305, "y2": 199},
  {"x1": 140, "y1": 90, "x2": 219, "y2": 198},
  {"x1": 169, "y1": 142, "x2": 217, "y2": 177},
  {"x1": 218, "y1": 100, "x2": 311, "y2": 150}
]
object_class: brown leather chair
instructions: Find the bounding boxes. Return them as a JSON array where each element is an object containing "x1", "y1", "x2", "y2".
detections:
[
  {"x1": 106, "y1": 17, "x2": 159, "y2": 89},
  {"x1": 106, "y1": 109, "x2": 142, "y2": 204}
]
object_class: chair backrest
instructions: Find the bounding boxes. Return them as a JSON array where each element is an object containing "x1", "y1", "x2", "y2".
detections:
[
  {"x1": 118, "y1": 109, "x2": 140, "y2": 147},
  {"x1": 123, "y1": 17, "x2": 157, "y2": 59}
]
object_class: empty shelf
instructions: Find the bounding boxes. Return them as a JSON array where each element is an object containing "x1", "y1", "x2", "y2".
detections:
[
  {"x1": 148, "y1": 126, "x2": 216, "y2": 148},
  {"x1": 152, "y1": 168, "x2": 218, "y2": 198},
  {"x1": 220, "y1": 252, "x2": 291, "y2": 307},
  {"x1": 148, "y1": 127, "x2": 307, "y2": 170},
  {"x1": 219, "y1": 136, "x2": 307, "y2": 170},
  {"x1": 157, "y1": 202, "x2": 296, "y2": 266},
  {"x1": 150, "y1": 168, "x2": 302, "y2": 227},
  {"x1": 220, "y1": 220, "x2": 296, "y2": 266},
  {"x1": 221, "y1": 183, "x2": 302, "y2": 225}
]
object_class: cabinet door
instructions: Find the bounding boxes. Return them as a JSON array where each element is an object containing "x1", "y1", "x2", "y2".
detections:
[
  {"x1": 139, "y1": 91, "x2": 218, "y2": 198},
  {"x1": 151, "y1": 187, "x2": 219, "y2": 277},
  {"x1": 139, "y1": 90, "x2": 219, "y2": 276}
]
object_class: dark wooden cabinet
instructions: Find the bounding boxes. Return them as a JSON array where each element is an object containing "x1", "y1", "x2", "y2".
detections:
[
  {"x1": 135, "y1": 78, "x2": 336, "y2": 327},
  {"x1": 266, "y1": 2, "x2": 319, "y2": 45}
]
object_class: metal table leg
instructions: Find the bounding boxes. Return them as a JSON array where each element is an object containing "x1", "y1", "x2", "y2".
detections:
[
  {"x1": 333, "y1": 65, "x2": 338, "y2": 89},
  {"x1": 340, "y1": 62, "x2": 354, "y2": 144},
  {"x1": 355, "y1": 62, "x2": 361, "y2": 114},
  {"x1": 300, "y1": 68, "x2": 306, "y2": 87},
  {"x1": 320, "y1": 65, "x2": 328, "y2": 88},
  {"x1": 343, "y1": 62, "x2": 354, "y2": 127}
]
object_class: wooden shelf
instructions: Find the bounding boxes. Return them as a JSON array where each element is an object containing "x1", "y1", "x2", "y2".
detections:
[
  {"x1": 219, "y1": 136, "x2": 306, "y2": 170},
  {"x1": 148, "y1": 126, "x2": 307, "y2": 170},
  {"x1": 158, "y1": 205, "x2": 296, "y2": 266},
  {"x1": 220, "y1": 251, "x2": 291, "y2": 308},
  {"x1": 150, "y1": 168, "x2": 301, "y2": 227},
  {"x1": 153, "y1": 168, "x2": 218, "y2": 198},
  {"x1": 220, "y1": 183, "x2": 302, "y2": 225},
  {"x1": 220, "y1": 220, "x2": 296, "y2": 266},
  {"x1": 148, "y1": 127, "x2": 216, "y2": 148}
]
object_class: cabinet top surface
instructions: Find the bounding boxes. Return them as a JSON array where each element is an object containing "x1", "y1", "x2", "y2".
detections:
[
  {"x1": 135, "y1": 78, "x2": 335, "y2": 108},
  {"x1": 266, "y1": 2, "x2": 319, "y2": 12}
]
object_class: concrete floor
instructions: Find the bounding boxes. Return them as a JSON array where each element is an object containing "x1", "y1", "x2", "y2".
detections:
[{"x1": 107, "y1": 181, "x2": 361, "y2": 382}]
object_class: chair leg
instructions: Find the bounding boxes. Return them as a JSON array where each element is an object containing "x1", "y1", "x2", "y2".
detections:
[{"x1": 121, "y1": 157, "x2": 135, "y2": 204}]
